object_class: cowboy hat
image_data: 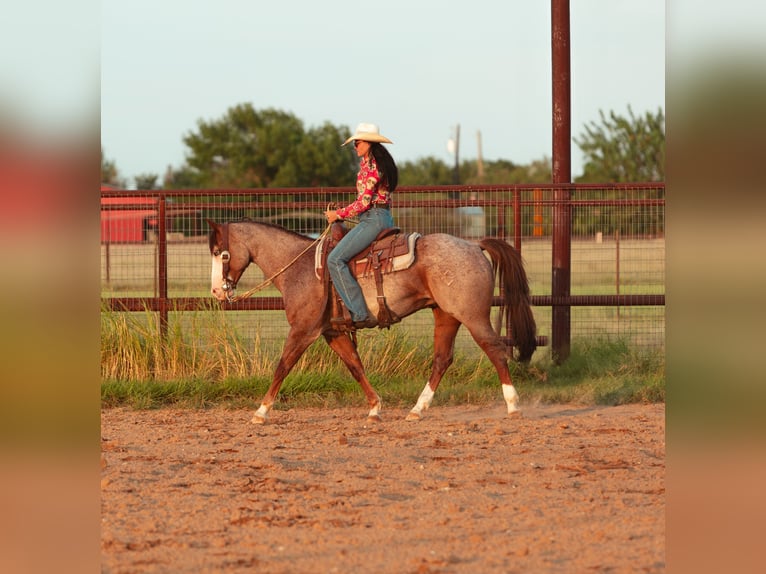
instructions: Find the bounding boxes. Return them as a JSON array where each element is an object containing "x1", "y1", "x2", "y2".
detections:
[{"x1": 341, "y1": 122, "x2": 393, "y2": 146}]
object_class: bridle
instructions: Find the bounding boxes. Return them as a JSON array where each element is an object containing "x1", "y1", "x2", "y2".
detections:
[
  {"x1": 217, "y1": 222, "x2": 238, "y2": 301},
  {"x1": 214, "y1": 214, "x2": 335, "y2": 303}
]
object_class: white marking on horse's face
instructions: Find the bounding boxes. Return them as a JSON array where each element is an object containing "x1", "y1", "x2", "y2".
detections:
[{"x1": 210, "y1": 254, "x2": 226, "y2": 301}]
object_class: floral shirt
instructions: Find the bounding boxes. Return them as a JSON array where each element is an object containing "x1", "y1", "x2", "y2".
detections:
[{"x1": 336, "y1": 156, "x2": 390, "y2": 219}]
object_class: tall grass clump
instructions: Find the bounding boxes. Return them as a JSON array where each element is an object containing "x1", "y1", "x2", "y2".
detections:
[
  {"x1": 101, "y1": 307, "x2": 163, "y2": 381},
  {"x1": 102, "y1": 305, "x2": 274, "y2": 407},
  {"x1": 524, "y1": 338, "x2": 665, "y2": 405},
  {"x1": 102, "y1": 305, "x2": 664, "y2": 409}
]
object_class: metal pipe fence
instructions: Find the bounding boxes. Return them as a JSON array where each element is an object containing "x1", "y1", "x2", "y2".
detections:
[{"x1": 101, "y1": 183, "x2": 665, "y2": 358}]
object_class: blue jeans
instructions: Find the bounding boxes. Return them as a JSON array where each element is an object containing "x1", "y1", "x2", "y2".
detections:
[{"x1": 327, "y1": 207, "x2": 394, "y2": 321}]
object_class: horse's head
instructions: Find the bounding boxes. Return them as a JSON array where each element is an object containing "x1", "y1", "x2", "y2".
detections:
[{"x1": 207, "y1": 219, "x2": 250, "y2": 302}]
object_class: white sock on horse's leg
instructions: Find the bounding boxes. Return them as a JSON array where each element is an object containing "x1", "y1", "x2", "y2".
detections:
[
  {"x1": 408, "y1": 383, "x2": 435, "y2": 419},
  {"x1": 367, "y1": 394, "x2": 382, "y2": 419},
  {"x1": 251, "y1": 403, "x2": 271, "y2": 424},
  {"x1": 502, "y1": 383, "x2": 520, "y2": 414}
]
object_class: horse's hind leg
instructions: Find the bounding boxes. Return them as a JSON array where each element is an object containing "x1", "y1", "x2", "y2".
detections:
[
  {"x1": 406, "y1": 308, "x2": 461, "y2": 421},
  {"x1": 323, "y1": 331, "x2": 383, "y2": 422},
  {"x1": 466, "y1": 324, "x2": 520, "y2": 416}
]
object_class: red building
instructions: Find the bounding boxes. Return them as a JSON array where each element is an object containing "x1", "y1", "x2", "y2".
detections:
[{"x1": 100, "y1": 185, "x2": 158, "y2": 243}]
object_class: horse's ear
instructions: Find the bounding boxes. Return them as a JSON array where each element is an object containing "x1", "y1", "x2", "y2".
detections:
[{"x1": 206, "y1": 218, "x2": 219, "y2": 231}]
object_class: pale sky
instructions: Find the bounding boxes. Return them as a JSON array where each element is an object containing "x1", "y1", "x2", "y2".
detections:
[
  {"x1": 5, "y1": 2, "x2": 765, "y2": 187},
  {"x1": 98, "y1": 0, "x2": 665, "y2": 185}
]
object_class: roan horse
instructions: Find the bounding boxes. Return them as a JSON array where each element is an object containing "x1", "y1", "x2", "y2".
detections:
[{"x1": 208, "y1": 219, "x2": 537, "y2": 424}]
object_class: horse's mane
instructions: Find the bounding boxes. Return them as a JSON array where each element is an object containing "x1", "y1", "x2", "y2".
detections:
[
  {"x1": 208, "y1": 219, "x2": 313, "y2": 252},
  {"x1": 251, "y1": 220, "x2": 315, "y2": 241}
]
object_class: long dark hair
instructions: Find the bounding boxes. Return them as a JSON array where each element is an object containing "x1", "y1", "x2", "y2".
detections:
[{"x1": 370, "y1": 142, "x2": 398, "y2": 192}]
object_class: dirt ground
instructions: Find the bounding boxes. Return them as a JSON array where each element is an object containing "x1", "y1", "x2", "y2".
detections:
[{"x1": 101, "y1": 402, "x2": 665, "y2": 573}]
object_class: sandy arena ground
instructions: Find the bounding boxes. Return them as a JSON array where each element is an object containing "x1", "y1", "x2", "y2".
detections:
[{"x1": 101, "y1": 403, "x2": 665, "y2": 573}]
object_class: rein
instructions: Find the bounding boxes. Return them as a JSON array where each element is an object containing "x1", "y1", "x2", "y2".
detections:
[{"x1": 222, "y1": 222, "x2": 333, "y2": 303}]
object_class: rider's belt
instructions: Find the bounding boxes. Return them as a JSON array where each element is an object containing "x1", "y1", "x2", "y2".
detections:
[{"x1": 371, "y1": 203, "x2": 390, "y2": 210}]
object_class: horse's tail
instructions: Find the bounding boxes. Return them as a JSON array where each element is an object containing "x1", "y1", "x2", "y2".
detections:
[{"x1": 479, "y1": 238, "x2": 537, "y2": 362}]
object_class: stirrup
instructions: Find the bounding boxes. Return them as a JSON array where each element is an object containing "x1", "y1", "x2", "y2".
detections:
[{"x1": 330, "y1": 316, "x2": 354, "y2": 332}]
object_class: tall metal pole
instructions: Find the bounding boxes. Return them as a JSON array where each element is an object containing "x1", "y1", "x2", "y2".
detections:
[
  {"x1": 452, "y1": 123, "x2": 461, "y2": 185},
  {"x1": 448, "y1": 124, "x2": 461, "y2": 199},
  {"x1": 551, "y1": 0, "x2": 572, "y2": 362},
  {"x1": 477, "y1": 130, "x2": 484, "y2": 182},
  {"x1": 158, "y1": 194, "x2": 169, "y2": 339}
]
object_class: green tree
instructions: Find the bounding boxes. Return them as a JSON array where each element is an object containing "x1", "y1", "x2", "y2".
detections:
[
  {"x1": 468, "y1": 157, "x2": 552, "y2": 185},
  {"x1": 163, "y1": 165, "x2": 200, "y2": 189},
  {"x1": 398, "y1": 157, "x2": 552, "y2": 187},
  {"x1": 573, "y1": 107, "x2": 665, "y2": 237},
  {"x1": 101, "y1": 148, "x2": 124, "y2": 187},
  {"x1": 575, "y1": 106, "x2": 665, "y2": 183},
  {"x1": 134, "y1": 173, "x2": 159, "y2": 190},
  {"x1": 180, "y1": 104, "x2": 353, "y2": 188},
  {"x1": 292, "y1": 122, "x2": 357, "y2": 187},
  {"x1": 399, "y1": 157, "x2": 453, "y2": 186}
]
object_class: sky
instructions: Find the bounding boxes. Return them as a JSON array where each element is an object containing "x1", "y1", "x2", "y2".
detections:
[
  {"x1": 3, "y1": 2, "x2": 765, "y2": 187},
  {"x1": 100, "y1": 0, "x2": 665, "y2": 185}
]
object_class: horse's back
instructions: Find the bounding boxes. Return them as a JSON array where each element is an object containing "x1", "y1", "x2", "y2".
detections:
[
  {"x1": 415, "y1": 233, "x2": 492, "y2": 271},
  {"x1": 412, "y1": 233, "x2": 495, "y2": 302}
]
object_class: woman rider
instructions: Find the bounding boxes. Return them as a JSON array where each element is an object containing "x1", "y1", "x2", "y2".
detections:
[{"x1": 324, "y1": 123, "x2": 399, "y2": 329}]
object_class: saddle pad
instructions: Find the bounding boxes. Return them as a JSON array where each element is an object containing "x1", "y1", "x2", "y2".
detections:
[
  {"x1": 315, "y1": 240, "x2": 326, "y2": 280},
  {"x1": 315, "y1": 232, "x2": 420, "y2": 280}
]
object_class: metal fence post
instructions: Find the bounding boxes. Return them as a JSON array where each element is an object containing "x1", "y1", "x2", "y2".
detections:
[
  {"x1": 551, "y1": 0, "x2": 571, "y2": 362},
  {"x1": 157, "y1": 194, "x2": 169, "y2": 338}
]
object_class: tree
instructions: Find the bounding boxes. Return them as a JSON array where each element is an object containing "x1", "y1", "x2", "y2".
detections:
[
  {"x1": 101, "y1": 147, "x2": 124, "y2": 187},
  {"x1": 573, "y1": 107, "x2": 665, "y2": 237},
  {"x1": 575, "y1": 106, "x2": 665, "y2": 183},
  {"x1": 134, "y1": 173, "x2": 159, "y2": 190},
  {"x1": 398, "y1": 156, "x2": 552, "y2": 187},
  {"x1": 180, "y1": 104, "x2": 354, "y2": 188},
  {"x1": 399, "y1": 157, "x2": 453, "y2": 186},
  {"x1": 467, "y1": 158, "x2": 552, "y2": 185},
  {"x1": 292, "y1": 122, "x2": 357, "y2": 187},
  {"x1": 163, "y1": 165, "x2": 200, "y2": 189}
]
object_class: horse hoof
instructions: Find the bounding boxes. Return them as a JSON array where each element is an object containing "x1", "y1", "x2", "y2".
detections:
[
  {"x1": 405, "y1": 411, "x2": 421, "y2": 422},
  {"x1": 251, "y1": 414, "x2": 267, "y2": 425},
  {"x1": 506, "y1": 409, "x2": 522, "y2": 418},
  {"x1": 367, "y1": 414, "x2": 382, "y2": 423}
]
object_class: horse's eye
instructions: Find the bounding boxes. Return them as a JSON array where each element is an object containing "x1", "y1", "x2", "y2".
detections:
[{"x1": 213, "y1": 249, "x2": 220, "y2": 256}]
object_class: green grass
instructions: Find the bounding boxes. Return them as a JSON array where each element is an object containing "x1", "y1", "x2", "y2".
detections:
[
  {"x1": 101, "y1": 307, "x2": 664, "y2": 411},
  {"x1": 521, "y1": 338, "x2": 665, "y2": 405}
]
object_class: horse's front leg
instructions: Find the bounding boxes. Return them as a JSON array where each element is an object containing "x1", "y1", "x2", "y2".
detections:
[
  {"x1": 253, "y1": 329, "x2": 318, "y2": 424},
  {"x1": 323, "y1": 331, "x2": 382, "y2": 422}
]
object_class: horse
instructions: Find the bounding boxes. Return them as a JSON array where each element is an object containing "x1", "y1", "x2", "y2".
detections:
[{"x1": 207, "y1": 219, "x2": 537, "y2": 424}]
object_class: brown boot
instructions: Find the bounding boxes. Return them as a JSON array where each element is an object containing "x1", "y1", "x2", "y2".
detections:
[{"x1": 352, "y1": 317, "x2": 377, "y2": 330}]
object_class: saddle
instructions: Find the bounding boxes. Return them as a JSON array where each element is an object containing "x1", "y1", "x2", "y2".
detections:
[{"x1": 316, "y1": 222, "x2": 420, "y2": 332}]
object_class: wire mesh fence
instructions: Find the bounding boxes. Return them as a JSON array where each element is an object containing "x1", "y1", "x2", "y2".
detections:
[{"x1": 101, "y1": 184, "x2": 664, "y2": 359}]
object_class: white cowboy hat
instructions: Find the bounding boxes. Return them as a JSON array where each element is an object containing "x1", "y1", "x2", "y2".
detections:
[{"x1": 342, "y1": 122, "x2": 393, "y2": 146}]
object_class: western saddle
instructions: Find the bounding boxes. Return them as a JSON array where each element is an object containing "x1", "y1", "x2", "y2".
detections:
[{"x1": 318, "y1": 221, "x2": 419, "y2": 332}]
